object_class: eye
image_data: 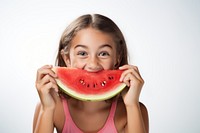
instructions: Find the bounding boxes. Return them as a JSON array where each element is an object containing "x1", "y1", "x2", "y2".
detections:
[
  {"x1": 98, "y1": 51, "x2": 110, "y2": 57},
  {"x1": 77, "y1": 51, "x2": 88, "y2": 56}
]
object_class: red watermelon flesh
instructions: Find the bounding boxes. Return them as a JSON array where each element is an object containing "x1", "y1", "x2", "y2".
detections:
[{"x1": 53, "y1": 67, "x2": 126, "y2": 101}]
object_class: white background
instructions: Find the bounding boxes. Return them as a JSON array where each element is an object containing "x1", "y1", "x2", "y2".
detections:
[{"x1": 0, "y1": 0, "x2": 200, "y2": 133}]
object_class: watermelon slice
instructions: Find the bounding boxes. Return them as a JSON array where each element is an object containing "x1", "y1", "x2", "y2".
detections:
[{"x1": 52, "y1": 67, "x2": 126, "y2": 101}]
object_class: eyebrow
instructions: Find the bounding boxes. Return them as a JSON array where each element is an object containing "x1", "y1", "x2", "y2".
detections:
[
  {"x1": 99, "y1": 44, "x2": 113, "y2": 49},
  {"x1": 74, "y1": 44, "x2": 88, "y2": 49},
  {"x1": 74, "y1": 44, "x2": 113, "y2": 49}
]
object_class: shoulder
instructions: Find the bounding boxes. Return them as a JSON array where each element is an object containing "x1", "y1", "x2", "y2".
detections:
[
  {"x1": 115, "y1": 101, "x2": 149, "y2": 133},
  {"x1": 139, "y1": 102, "x2": 149, "y2": 133},
  {"x1": 139, "y1": 102, "x2": 148, "y2": 116}
]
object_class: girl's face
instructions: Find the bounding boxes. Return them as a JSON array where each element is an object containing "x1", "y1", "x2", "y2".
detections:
[{"x1": 63, "y1": 28, "x2": 117, "y2": 72}]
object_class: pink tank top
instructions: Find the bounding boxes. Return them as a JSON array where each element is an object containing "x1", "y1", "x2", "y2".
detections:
[{"x1": 61, "y1": 98, "x2": 118, "y2": 133}]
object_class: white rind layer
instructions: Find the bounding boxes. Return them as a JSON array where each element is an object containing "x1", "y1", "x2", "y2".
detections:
[{"x1": 56, "y1": 79, "x2": 126, "y2": 101}]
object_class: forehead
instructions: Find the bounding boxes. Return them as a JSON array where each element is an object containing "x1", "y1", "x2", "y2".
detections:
[{"x1": 71, "y1": 28, "x2": 116, "y2": 48}]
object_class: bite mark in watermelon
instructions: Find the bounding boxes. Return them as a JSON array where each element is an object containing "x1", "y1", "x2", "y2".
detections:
[{"x1": 52, "y1": 67, "x2": 126, "y2": 101}]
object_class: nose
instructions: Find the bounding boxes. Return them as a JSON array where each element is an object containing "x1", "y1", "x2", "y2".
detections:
[{"x1": 86, "y1": 56, "x2": 101, "y2": 72}]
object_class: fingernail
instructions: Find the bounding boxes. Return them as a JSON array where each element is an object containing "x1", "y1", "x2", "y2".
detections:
[{"x1": 55, "y1": 88, "x2": 59, "y2": 92}]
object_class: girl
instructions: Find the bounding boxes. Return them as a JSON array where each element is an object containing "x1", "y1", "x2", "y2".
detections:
[{"x1": 33, "y1": 14, "x2": 149, "y2": 133}]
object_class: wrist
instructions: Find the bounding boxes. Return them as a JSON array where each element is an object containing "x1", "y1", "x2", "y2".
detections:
[
  {"x1": 125, "y1": 101, "x2": 140, "y2": 108},
  {"x1": 123, "y1": 96, "x2": 140, "y2": 107},
  {"x1": 41, "y1": 105, "x2": 55, "y2": 113}
]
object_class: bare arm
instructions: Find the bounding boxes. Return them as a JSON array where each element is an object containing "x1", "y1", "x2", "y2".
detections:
[
  {"x1": 33, "y1": 103, "x2": 55, "y2": 133},
  {"x1": 125, "y1": 102, "x2": 149, "y2": 133},
  {"x1": 119, "y1": 65, "x2": 148, "y2": 133},
  {"x1": 33, "y1": 65, "x2": 58, "y2": 133}
]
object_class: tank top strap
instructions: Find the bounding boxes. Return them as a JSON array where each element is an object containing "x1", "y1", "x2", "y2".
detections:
[
  {"x1": 61, "y1": 97, "x2": 83, "y2": 133},
  {"x1": 107, "y1": 100, "x2": 118, "y2": 120},
  {"x1": 61, "y1": 97, "x2": 69, "y2": 114},
  {"x1": 98, "y1": 100, "x2": 118, "y2": 133}
]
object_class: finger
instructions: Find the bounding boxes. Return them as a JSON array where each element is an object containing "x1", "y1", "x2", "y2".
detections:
[
  {"x1": 48, "y1": 82, "x2": 59, "y2": 92},
  {"x1": 41, "y1": 82, "x2": 59, "y2": 93},
  {"x1": 133, "y1": 66, "x2": 139, "y2": 71},
  {"x1": 119, "y1": 65, "x2": 140, "y2": 72},
  {"x1": 36, "y1": 66, "x2": 57, "y2": 81},
  {"x1": 120, "y1": 68, "x2": 142, "y2": 82},
  {"x1": 42, "y1": 65, "x2": 53, "y2": 69},
  {"x1": 122, "y1": 73, "x2": 136, "y2": 87},
  {"x1": 132, "y1": 66, "x2": 142, "y2": 77},
  {"x1": 123, "y1": 78, "x2": 130, "y2": 87},
  {"x1": 39, "y1": 74, "x2": 57, "y2": 86},
  {"x1": 119, "y1": 65, "x2": 141, "y2": 78},
  {"x1": 119, "y1": 64, "x2": 133, "y2": 70},
  {"x1": 132, "y1": 66, "x2": 144, "y2": 83}
]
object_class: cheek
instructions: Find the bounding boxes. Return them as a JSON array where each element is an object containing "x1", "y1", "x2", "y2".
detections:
[
  {"x1": 101, "y1": 59, "x2": 115, "y2": 70},
  {"x1": 68, "y1": 51, "x2": 85, "y2": 68},
  {"x1": 69, "y1": 58, "x2": 86, "y2": 69}
]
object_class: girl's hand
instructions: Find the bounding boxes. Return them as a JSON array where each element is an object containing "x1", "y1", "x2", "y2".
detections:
[
  {"x1": 35, "y1": 65, "x2": 58, "y2": 110},
  {"x1": 119, "y1": 65, "x2": 144, "y2": 106}
]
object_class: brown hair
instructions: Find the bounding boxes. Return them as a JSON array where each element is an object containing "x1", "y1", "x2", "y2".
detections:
[{"x1": 55, "y1": 14, "x2": 128, "y2": 68}]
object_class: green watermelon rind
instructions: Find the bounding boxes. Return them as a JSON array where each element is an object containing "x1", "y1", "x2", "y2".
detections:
[{"x1": 56, "y1": 78, "x2": 126, "y2": 101}]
